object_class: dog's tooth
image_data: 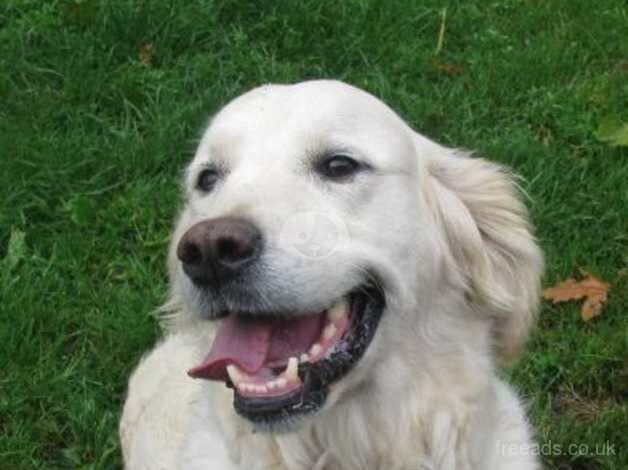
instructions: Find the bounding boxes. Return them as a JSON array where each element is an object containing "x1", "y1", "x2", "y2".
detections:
[
  {"x1": 300, "y1": 353, "x2": 310, "y2": 363},
  {"x1": 267, "y1": 380, "x2": 278, "y2": 390},
  {"x1": 309, "y1": 343, "x2": 323, "y2": 357},
  {"x1": 226, "y1": 365, "x2": 242, "y2": 385},
  {"x1": 285, "y1": 357, "x2": 299, "y2": 383},
  {"x1": 276, "y1": 377, "x2": 288, "y2": 389},
  {"x1": 322, "y1": 323, "x2": 337, "y2": 340},
  {"x1": 253, "y1": 384, "x2": 268, "y2": 394},
  {"x1": 238, "y1": 383, "x2": 251, "y2": 393},
  {"x1": 329, "y1": 298, "x2": 349, "y2": 321}
]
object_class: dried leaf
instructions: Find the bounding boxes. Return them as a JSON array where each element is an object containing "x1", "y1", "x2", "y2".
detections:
[
  {"x1": 62, "y1": 0, "x2": 96, "y2": 27},
  {"x1": 543, "y1": 275, "x2": 610, "y2": 321},
  {"x1": 139, "y1": 43, "x2": 154, "y2": 67},
  {"x1": 429, "y1": 57, "x2": 464, "y2": 77}
]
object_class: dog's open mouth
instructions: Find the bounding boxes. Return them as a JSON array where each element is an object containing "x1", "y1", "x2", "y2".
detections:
[{"x1": 187, "y1": 281, "x2": 385, "y2": 427}]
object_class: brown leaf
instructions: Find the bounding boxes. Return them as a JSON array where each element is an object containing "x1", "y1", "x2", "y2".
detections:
[
  {"x1": 429, "y1": 57, "x2": 464, "y2": 77},
  {"x1": 139, "y1": 43, "x2": 154, "y2": 66},
  {"x1": 543, "y1": 275, "x2": 610, "y2": 321}
]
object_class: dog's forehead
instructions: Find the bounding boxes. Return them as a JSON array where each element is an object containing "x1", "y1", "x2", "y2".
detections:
[
  {"x1": 196, "y1": 80, "x2": 412, "y2": 166},
  {"x1": 213, "y1": 81, "x2": 389, "y2": 127}
]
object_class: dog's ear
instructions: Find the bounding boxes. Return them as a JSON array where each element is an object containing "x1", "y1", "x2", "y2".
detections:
[{"x1": 422, "y1": 144, "x2": 544, "y2": 362}]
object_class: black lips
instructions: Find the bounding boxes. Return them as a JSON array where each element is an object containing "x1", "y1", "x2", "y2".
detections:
[{"x1": 231, "y1": 283, "x2": 386, "y2": 430}]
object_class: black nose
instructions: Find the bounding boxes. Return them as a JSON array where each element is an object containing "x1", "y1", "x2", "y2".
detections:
[{"x1": 177, "y1": 217, "x2": 263, "y2": 285}]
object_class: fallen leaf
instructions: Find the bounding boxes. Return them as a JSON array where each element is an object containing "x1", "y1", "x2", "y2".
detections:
[
  {"x1": 429, "y1": 57, "x2": 464, "y2": 77},
  {"x1": 62, "y1": 0, "x2": 96, "y2": 27},
  {"x1": 139, "y1": 43, "x2": 154, "y2": 66},
  {"x1": 595, "y1": 118, "x2": 628, "y2": 147},
  {"x1": 543, "y1": 275, "x2": 610, "y2": 321}
]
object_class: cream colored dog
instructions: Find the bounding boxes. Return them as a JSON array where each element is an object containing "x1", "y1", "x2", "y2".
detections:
[{"x1": 120, "y1": 80, "x2": 543, "y2": 470}]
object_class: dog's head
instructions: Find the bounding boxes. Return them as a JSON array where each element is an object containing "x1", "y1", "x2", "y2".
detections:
[{"x1": 164, "y1": 80, "x2": 543, "y2": 431}]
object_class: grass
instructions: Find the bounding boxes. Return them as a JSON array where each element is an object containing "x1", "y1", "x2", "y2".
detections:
[{"x1": 1, "y1": 0, "x2": 627, "y2": 468}]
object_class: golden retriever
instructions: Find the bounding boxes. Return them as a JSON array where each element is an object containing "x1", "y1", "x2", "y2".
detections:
[{"x1": 120, "y1": 80, "x2": 543, "y2": 470}]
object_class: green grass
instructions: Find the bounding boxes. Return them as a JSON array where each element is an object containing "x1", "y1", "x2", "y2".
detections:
[{"x1": 1, "y1": 0, "x2": 627, "y2": 468}]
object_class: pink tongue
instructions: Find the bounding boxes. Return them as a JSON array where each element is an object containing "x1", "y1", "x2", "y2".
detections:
[
  {"x1": 266, "y1": 314, "x2": 324, "y2": 362},
  {"x1": 188, "y1": 314, "x2": 324, "y2": 381}
]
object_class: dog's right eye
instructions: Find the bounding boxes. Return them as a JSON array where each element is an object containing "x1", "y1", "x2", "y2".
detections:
[{"x1": 196, "y1": 168, "x2": 220, "y2": 192}]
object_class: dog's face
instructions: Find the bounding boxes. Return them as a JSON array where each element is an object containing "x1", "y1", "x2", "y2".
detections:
[{"x1": 168, "y1": 80, "x2": 542, "y2": 431}]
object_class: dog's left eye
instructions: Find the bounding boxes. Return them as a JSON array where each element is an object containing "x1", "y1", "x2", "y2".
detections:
[
  {"x1": 196, "y1": 168, "x2": 221, "y2": 192},
  {"x1": 317, "y1": 155, "x2": 363, "y2": 180}
]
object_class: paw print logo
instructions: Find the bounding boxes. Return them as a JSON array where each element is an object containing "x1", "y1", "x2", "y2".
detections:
[{"x1": 278, "y1": 211, "x2": 349, "y2": 260}]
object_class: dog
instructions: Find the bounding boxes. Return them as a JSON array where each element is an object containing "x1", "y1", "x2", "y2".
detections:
[{"x1": 120, "y1": 80, "x2": 544, "y2": 470}]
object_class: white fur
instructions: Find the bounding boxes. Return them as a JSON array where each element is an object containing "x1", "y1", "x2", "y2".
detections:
[{"x1": 120, "y1": 80, "x2": 544, "y2": 470}]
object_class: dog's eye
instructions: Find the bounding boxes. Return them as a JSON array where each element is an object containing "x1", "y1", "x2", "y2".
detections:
[
  {"x1": 196, "y1": 168, "x2": 220, "y2": 192},
  {"x1": 317, "y1": 155, "x2": 362, "y2": 180}
]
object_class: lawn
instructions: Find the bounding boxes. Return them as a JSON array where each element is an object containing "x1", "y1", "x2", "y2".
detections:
[{"x1": 1, "y1": 0, "x2": 627, "y2": 468}]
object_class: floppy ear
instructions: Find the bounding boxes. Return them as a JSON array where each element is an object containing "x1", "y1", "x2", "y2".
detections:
[{"x1": 422, "y1": 145, "x2": 544, "y2": 362}]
